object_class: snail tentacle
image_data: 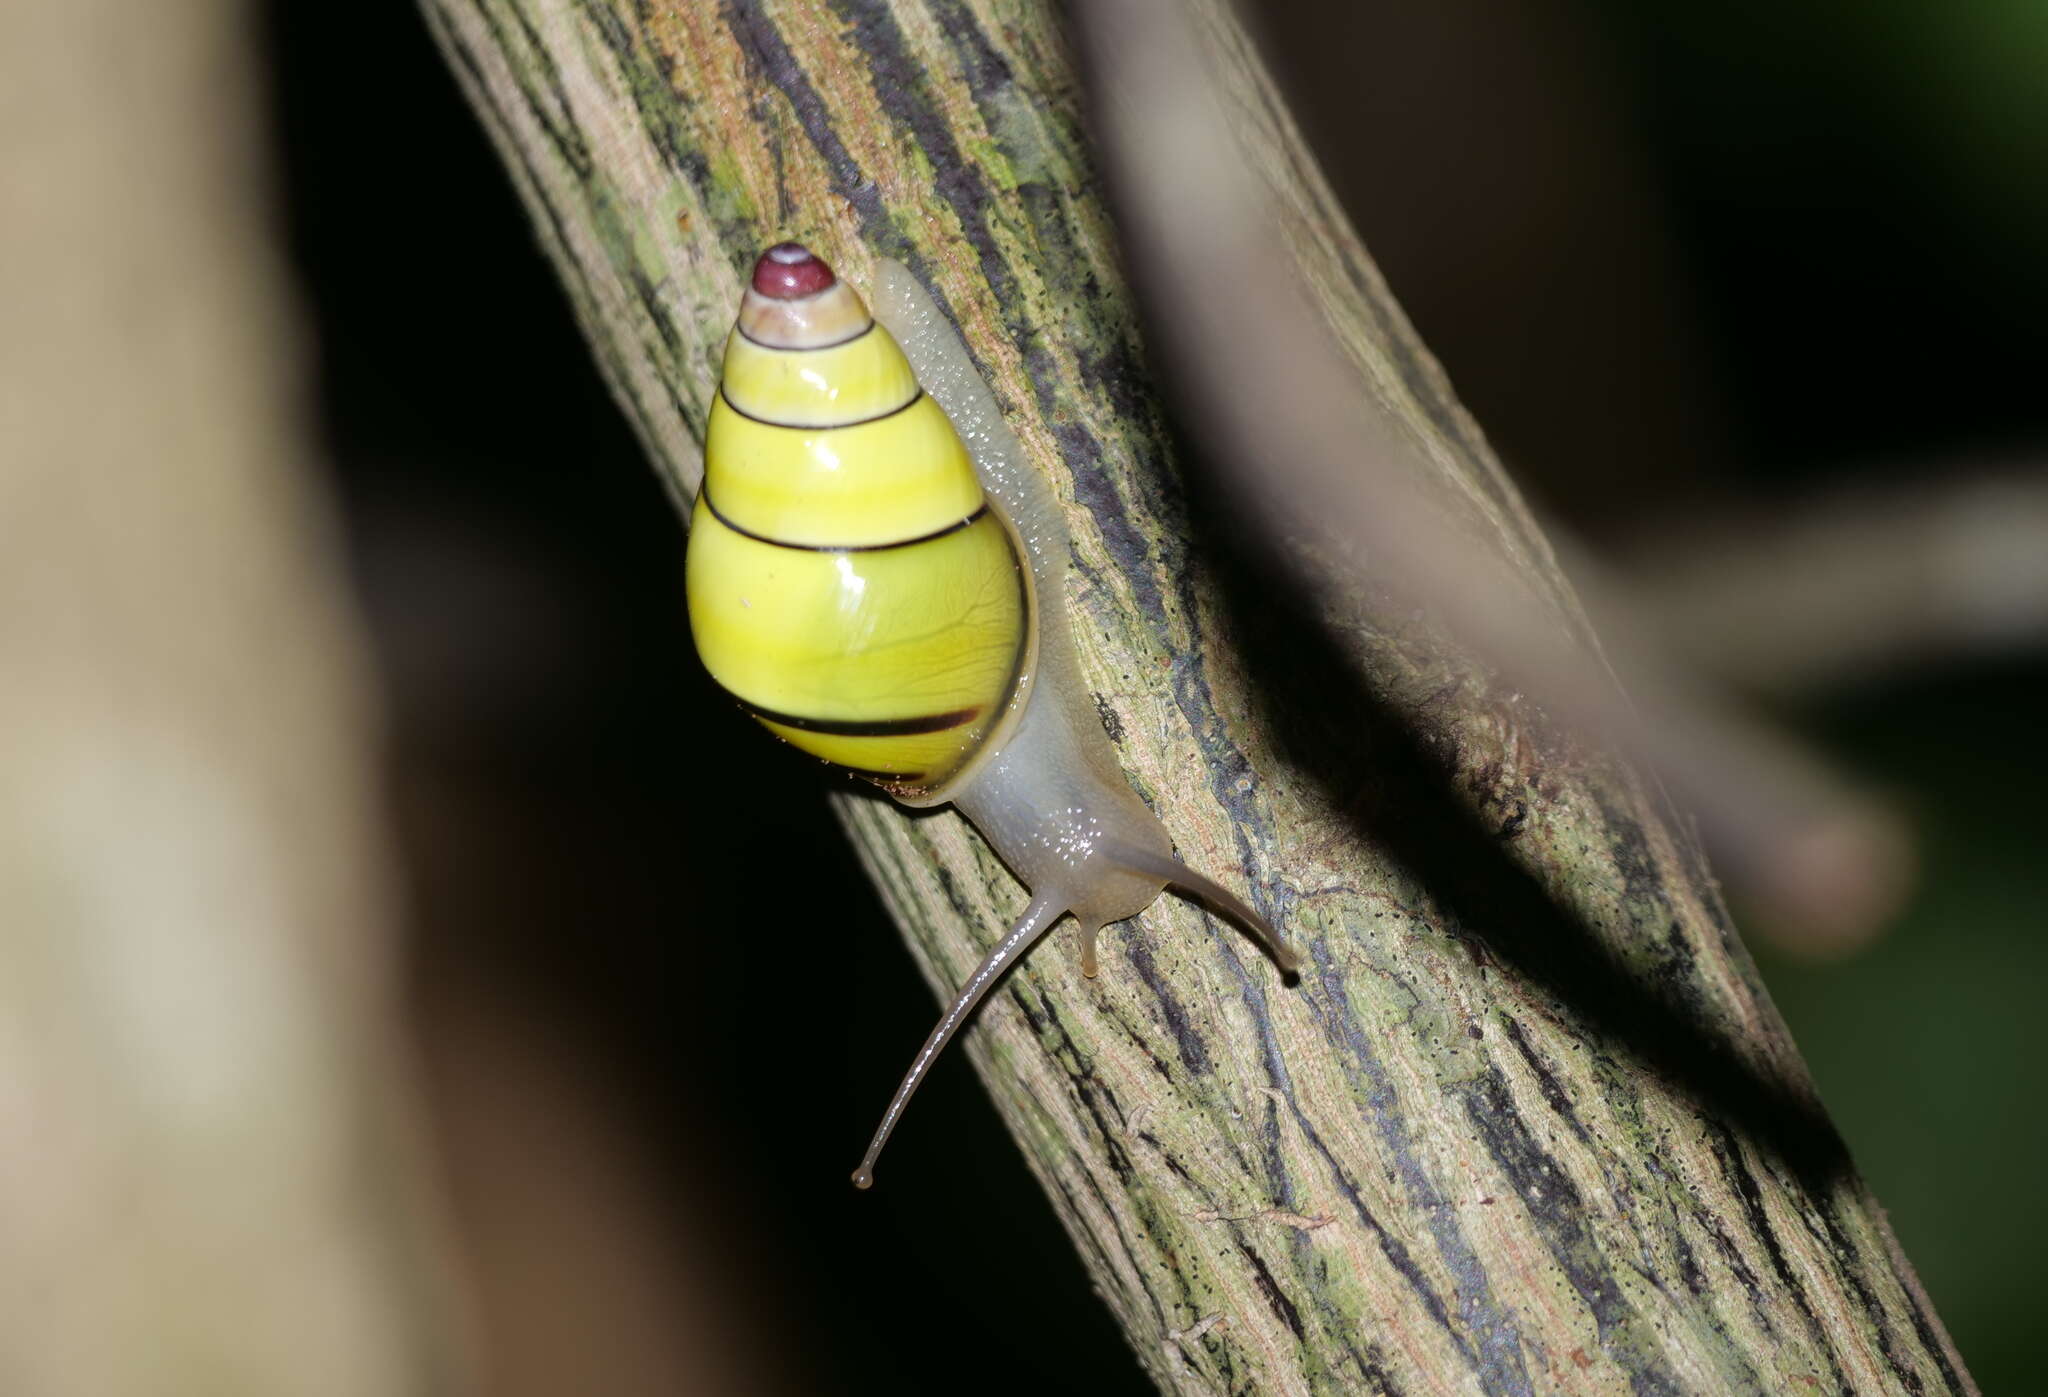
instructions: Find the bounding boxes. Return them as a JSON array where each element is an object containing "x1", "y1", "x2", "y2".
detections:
[
  {"x1": 1099, "y1": 838, "x2": 1299, "y2": 977},
  {"x1": 851, "y1": 891, "x2": 1068, "y2": 1190}
]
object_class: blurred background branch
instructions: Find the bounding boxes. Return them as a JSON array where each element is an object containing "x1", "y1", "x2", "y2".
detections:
[
  {"x1": 0, "y1": 1, "x2": 461, "y2": 1391},
  {"x1": 1618, "y1": 464, "x2": 2048, "y2": 694}
]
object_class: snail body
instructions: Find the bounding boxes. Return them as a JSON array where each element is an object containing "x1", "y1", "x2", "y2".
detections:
[{"x1": 686, "y1": 245, "x2": 1296, "y2": 1187}]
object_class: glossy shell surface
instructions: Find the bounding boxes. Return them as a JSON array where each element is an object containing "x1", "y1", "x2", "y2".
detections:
[{"x1": 686, "y1": 252, "x2": 1030, "y2": 797}]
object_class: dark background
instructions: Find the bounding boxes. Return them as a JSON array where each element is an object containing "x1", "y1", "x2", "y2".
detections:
[{"x1": 265, "y1": 3, "x2": 2045, "y2": 1390}]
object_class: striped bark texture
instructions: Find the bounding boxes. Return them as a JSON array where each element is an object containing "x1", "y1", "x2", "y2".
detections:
[{"x1": 420, "y1": 1, "x2": 1970, "y2": 1392}]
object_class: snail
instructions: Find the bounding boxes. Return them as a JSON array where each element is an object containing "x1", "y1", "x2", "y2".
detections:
[{"x1": 685, "y1": 243, "x2": 1298, "y2": 1188}]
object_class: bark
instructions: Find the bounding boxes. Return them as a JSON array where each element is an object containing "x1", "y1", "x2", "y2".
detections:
[
  {"x1": 0, "y1": 1, "x2": 461, "y2": 1392},
  {"x1": 419, "y1": 1, "x2": 1970, "y2": 1392}
]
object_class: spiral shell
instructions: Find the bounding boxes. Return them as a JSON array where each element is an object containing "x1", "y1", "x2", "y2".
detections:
[{"x1": 685, "y1": 244, "x2": 1033, "y2": 800}]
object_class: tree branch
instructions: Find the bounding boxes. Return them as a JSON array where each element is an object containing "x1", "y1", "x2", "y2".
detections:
[
  {"x1": 422, "y1": 0, "x2": 1970, "y2": 1390},
  {"x1": 1618, "y1": 463, "x2": 2048, "y2": 693}
]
